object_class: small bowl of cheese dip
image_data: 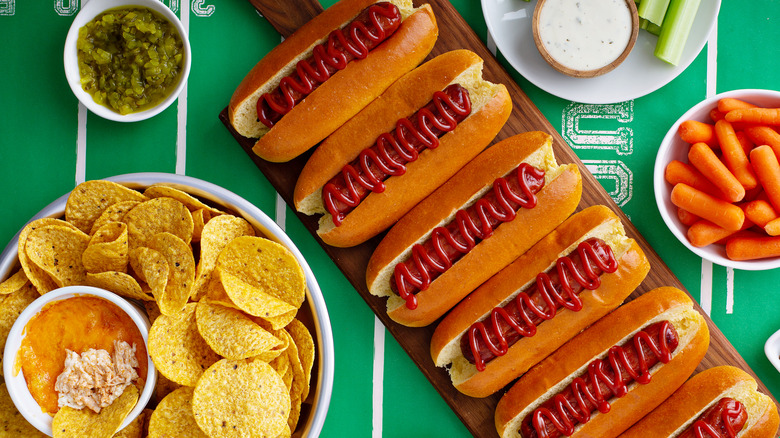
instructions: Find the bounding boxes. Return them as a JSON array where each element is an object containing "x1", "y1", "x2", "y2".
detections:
[{"x1": 532, "y1": 0, "x2": 639, "y2": 78}]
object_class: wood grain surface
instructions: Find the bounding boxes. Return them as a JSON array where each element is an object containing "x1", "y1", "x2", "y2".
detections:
[{"x1": 219, "y1": 1, "x2": 780, "y2": 436}]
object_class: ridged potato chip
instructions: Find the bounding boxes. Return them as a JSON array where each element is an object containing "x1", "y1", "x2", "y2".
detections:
[
  {"x1": 65, "y1": 180, "x2": 148, "y2": 234},
  {"x1": 195, "y1": 302, "x2": 283, "y2": 360},
  {"x1": 148, "y1": 387, "x2": 207, "y2": 438},
  {"x1": 148, "y1": 303, "x2": 219, "y2": 387},
  {"x1": 85, "y1": 271, "x2": 153, "y2": 302},
  {"x1": 123, "y1": 197, "x2": 193, "y2": 249},
  {"x1": 82, "y1": 222, "x2": 129, "y2": 274},
  {"x1": 25, "y1": 225, "x2": 90, "y2": 288},
  {"x1": 192, "y1": 359, "x2": 291, "y2": 438},
  {"x1": 18, "y1": 218, "x2": 81, "y2": 294},
  {"x1": 216, "y1": 236, "x2": 305, "y2": 309},
  {"x1": 52, "y1": 385, "x2": 139, "y2": 438},
  {"x1": 191, "y1": 215, "x2": 255, "y2": 301},
  {"x1": 0, "y1": 382, "x2": 47, "y2": 437}
]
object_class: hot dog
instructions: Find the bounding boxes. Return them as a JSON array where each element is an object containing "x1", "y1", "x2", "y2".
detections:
[
  {"x1": 229, "y1": 0, "x2": 438, "y2": 162},
  {"x1": 294, "y1": 49, "x2": 512, "y2": 247},
  {"x1": 620, "y1": 366, "x2": 779, "y2": 438},
  {"x1": 365, "y1": 131, "x2": 582, "y2": 327},
  {"x1": 495, "y1": 287, "x2": 710, "y2": 438},
  {"x1": 430, "y1": 205, "x2": 650, "y2": 398}
]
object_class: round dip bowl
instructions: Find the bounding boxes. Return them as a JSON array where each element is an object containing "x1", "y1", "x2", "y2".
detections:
[
  {"x1": 63, "y1": 0, "x2": 192, "y2": 122},
  {"x1": 532, "y1": 0, "x2": 639, "y2": 78},
  {"x1": 0, "y1": 173, "x2": 335, "y2": 437},
  {"x1": 3, "y1": 286, "x2": 156, "y2": 437}
]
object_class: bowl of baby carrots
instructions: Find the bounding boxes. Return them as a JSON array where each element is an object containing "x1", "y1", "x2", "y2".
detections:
[{"x1": 655, "y1": 89, "x2": 780, "y2": 270}]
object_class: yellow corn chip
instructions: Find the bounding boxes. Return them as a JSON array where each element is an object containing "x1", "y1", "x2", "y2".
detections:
[
  {"x1": 52, "y1": 385, "x2": 139, "y2": 438},
  {"x1": 18, "y1": 218, "x2": 81, "y2": 294},
  {"x1": 82, "y1": 222, "x2": 129, "y2": 274},
  {"x1": 148, "y1": 387, "x2": 207, "y2": 438},
  {"x1": 90, "y1": 201, "x2": 141, "y2": 236},
  {"x1": 112, "y1": 407, "x2": 149, "y2": 438},
  {"x1": 65, "y1": 180, "x2": 148, "y2": 234},
  {"x1": 146, "y1": 232, "x2": 195, "y2": 316},
  {"x1": 192, "y1": 359, "x2": 290, "y2": 438},
  {"x1": 142, "y1": 185, "x2": 224, "y2": 215},
  {"x1": 0, "y1": 382, "x2": 47, "y2": 437},
  {"x1": 0, "y1": 268, "x2": 29, "y2": 295},
  {"x1": 191, "y1": 215, "x2": 255, "y2": 301},
  {"x1": 195, "y1": 302, "x2": 282, "y2": 360},
  {"x1": 129, "y1": 248, "x2": 169, "y2": 306},
  {"x1": 123, "y1": 197, "x2": 193, "y2": 249},
  {"x1": 25, "y1": 225, "x2": 90, "y2": 288},
  {"x1": 217, "y1": 269, "x2": 297, "y2": 330},
  {"x1": 286, "y1": 319, "x2": 314, "y2": 400},
  {"x1": 85, "y1": 271, "x2": 153, "y2": 301}
]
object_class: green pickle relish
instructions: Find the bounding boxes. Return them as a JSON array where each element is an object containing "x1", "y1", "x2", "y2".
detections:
[{"x1": 77, "y1": 6, "x2": 184, "y2": 115}]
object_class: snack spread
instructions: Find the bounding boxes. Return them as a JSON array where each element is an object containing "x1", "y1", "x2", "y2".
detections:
[{"x1": 0, "y1": 180, "x2": 316, "y2": 438}]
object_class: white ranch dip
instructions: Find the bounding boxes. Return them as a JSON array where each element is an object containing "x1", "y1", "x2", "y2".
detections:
[{"x1": 537, "y1": 0, "x2": 633, "y2": 71}]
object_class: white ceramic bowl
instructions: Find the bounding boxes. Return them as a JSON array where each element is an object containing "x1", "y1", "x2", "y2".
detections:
[
  {"x1": 63, "y1": 0, "x2": 192, "y2": 122},
  {"x1": 0, "y1": 173, "x2": 334, "y2": 437},
  {"x1": 654, "y1": 89, "x2": 780, "y2": 270},
  {"x1": 3, "y1": 286, "x2": 156, "y2": 437},
  {"x1": 765, "y1": 328, "x2": 780, "y2": 374}
]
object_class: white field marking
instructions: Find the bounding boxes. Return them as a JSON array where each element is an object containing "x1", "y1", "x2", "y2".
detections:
[
  {"x1": 700, "y1": 258, "x2": 713, "y2": 316},
  {"x1": 562, "y1": 101, "x2": 634, "y2": 155},
  {"x1": 76, "y1": 103, "x2": 87, "y2": 185},
  {"x1": 372, "y1": 315, "x2": 385, "y2": 438},
  {"x1": 700, "y1": 17, "x2": 718, "y2": 315},
  {"x1": 726, "y1": 267, "x2": 734, "y2": 314},
  {"x1": 583, "y1": 160, "x2": 633, "y2": 207},
  {"x1": 175, "y1": 0, "x2": 190, "y2": 175},
  {"x1": 275, "y1": 194, "x2": 286, "y2": 231}
]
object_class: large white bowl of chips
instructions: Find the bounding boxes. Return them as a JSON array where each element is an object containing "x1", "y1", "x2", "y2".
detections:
[{"x1": 0, "y1": 173, "x2": 334, "y2": 437}]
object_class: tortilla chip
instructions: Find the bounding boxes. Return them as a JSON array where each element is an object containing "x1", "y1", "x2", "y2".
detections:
[
  {"x1": 142, "y1": 185, "x2": 223, "y2": 215},
  {"x1": 0, "y1": 382, "x2": 47, "y2": 437},
  {"x1": 190, "y1": 209, "x2": 211, "y2": 243},
  {"x1": 0, "y1": 284, "x2": 39, "y2": 369},
  {"x1": 25, "y1": 225, "x2": 90, "y2": 288},
  {"x1": 216, "y1": 236, "x2": 305, "y2": 309},
  {"x1": 148, "y1": 303, "x2": 219, "y2": 387},
  {"x1": 148, "y1": 387, "x2": 207, "y2": 438},
  {"x1": 144, "y1": 300, "x2": 162, "y2": 326},
  {"x1": 82, "y1": 222, "x2": 129, "y2": 274},
  {"x1": 191, "y1": 215, "x2": 255, "y2": 301},
  {"x1": 18, "y1": 218, "x2": 81, "y2": 294},
  {"x1": 146, "y1": 232, "x2": 195, "y2": 316},
  {"x1": 217, "y1": 270, "x2": 297, "y2": 330},
  {"x1": 195, "y1": 302, "x2": 283, "y2": 360},
  {"x1": 65, "y1": 180, "x2": 148, "y2": 234},
  {"x1": 129, "y1": 248, "x2": 169, "y2": 307},
  {"x1": 112, "y1": 407, "x2": 149, "y2": 438},
  {"x1": 52, "y1": 385, "x2": 139, "y2": 438},
  {"x1": 286, "y1": 319, "x2": 314, "y2": 395},
  {"x1": 192, "y1": 359, "x2": 291, "y2": 438},
  {"x1": 90, "y1": 201, "x2": 142, "y2": 236},
  {"x1": 85, "y1": 272, "x2": 153, "y2": 301},
  {"x1": 123, "y1": 197, "x2": 193, "y2": 249},
  {"x1": 0, "y1": 268, "x2": 29, "y2": 295}
]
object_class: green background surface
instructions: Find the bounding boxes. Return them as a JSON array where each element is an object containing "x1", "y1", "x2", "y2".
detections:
[{"x1": 1, "y1": 0, "x2": 779, "y2": 436}]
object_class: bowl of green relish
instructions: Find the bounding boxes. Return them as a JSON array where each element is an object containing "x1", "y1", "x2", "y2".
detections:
[{"x1": 64, "y1": 0, "x2": 191, "y2": 122}]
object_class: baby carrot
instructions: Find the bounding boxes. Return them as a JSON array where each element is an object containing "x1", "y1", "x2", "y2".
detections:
[
  {"x1": 714, "y1": 120, "x2": 758, "y2": 190},
  {"x1": 678, "y1": 120, "x2": 718, "y2": 147},
  {"x1": 709, "y1": 108, "x2": 726, "y2": 123},
  {"x1": 765, "y1": 217, "x2": 780, "y2": 236},
  {"x1": 726, "y1": 235, "x2": 780, "y2": 261},
  {"x1": 665, "y1": 160, "x2": 722, "y2": 197},
  {"x1": 725, "y1": 108, "x2": 780, "y2": 125},
  {"x1": 687, "y1": 218, "x2": 751, "y2": 247},
  {"x1": 716, "y1": 229, "x2": 763, "y2": 245},
  {"x1": 744, "y1": 126, "x2": 780, "y2": 157},
  {"x1": 717, "y1": 97, "x2": 757, "y2": 113},
  {"x1": 750, "y1": 145, "x2": 780, "y2": 212},
  {"x1": 744, "y1": 199, "x2": 778, "y2": 227},
  {"x1": 670, "y1": 183, "x2": 745, "y2": 231},
  {"x1": 677, "y1": 207, "x2": 700, "y2": 226},
  {"x1": 735, "y1": 130, "x2": 754, "y2": 155},
  {"x1": 688, "y1": 142, "x2": 745, "y2": 203}
]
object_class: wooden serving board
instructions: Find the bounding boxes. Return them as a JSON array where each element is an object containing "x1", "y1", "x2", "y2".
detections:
[{"x1": 219, "y1": 1, "x2": 780, "y2": 436}]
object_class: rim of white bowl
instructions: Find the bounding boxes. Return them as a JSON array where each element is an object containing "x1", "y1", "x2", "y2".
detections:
[
  {"x1": 0, "y1": 173, "x2": 335, "y2": 437},
  {"x1": 63, "y1": 0, "x2": 192, "y2": 122},
  {"x1": 654, "y1": 88, "x2": 780, "y2": 271},
  {"x1": 3, "y1": 286, "x2": 156, "y2": 437},
  {"x1": 764, "y1": 328, "x2": 780, "y2": 374}
]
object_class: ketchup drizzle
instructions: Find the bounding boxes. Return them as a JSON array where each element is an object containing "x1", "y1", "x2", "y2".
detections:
[
  {"x1": 687, "y1": 398, "x2": 747, "y2": 438},
  {"x1": 322, "y1": 83, "x2": 472, "y2": 226},
  {"x1": 523, "y1": 321, "x2": 679, "y2": 438},
  {"x1": 392, "y1": 163, "x2": 546, "y2": 310},
  {"x1": 465, "y1": 238, "x2": 618, "y2": 371},
  {"x1": 257, "y1": 2, "x2": 402, "y2": 128}
]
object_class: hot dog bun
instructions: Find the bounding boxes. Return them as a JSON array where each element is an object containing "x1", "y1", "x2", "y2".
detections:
[
  {"x1": 229, "y1": 0, "x2": 438, "y2": 162},
  {"x1": 294, "y1": 49, "x2": 512, "y2": 247},
  {"x1": 430, "y1": 205, "x2": 650, "y2": 398},
  {"x1": 495, "y1": 286, "x2": 710, "y2": 438},
  {"x1": 366, "y1": 131, "x2": 582, "y2": 327},
  {"x1": 620, "y1": 366, "x2": 779, "y2": 438}
]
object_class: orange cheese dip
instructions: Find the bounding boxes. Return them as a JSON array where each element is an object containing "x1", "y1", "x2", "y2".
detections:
[{"x1": 17, "y1": 296, "x2": 147, "y2": 414}]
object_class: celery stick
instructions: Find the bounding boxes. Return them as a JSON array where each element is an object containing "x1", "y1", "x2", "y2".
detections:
[
  {"x1": 638, "y1": 0, "x2": 670, "y2": 26},
  {"x1": 646, "y1": 21, "x2": 663, "y2": 36},
  {"x1": 654, "y1": 0, "x2": 702, "y2": 65}
]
